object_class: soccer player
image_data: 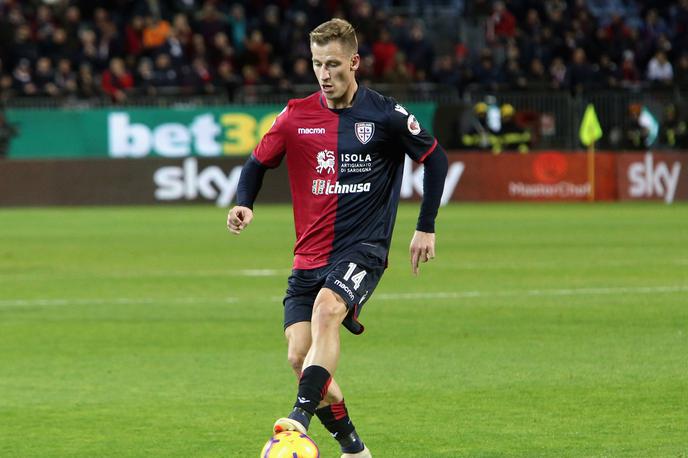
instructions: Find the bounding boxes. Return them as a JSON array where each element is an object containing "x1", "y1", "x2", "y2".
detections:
[{"x1": 227, "y1": 18, "x2": 448, "y2": 457}]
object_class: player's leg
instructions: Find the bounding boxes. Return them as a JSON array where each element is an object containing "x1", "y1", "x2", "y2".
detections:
[
  {"x1": 284, "y1": 307, "x2": 369, "y2": 456},
  {"x1": 285, "y1": 321, "x2": 343, "y2": 404},
  {"x1": 277, "y1": 289, "x2": 347, "y2": 432}
]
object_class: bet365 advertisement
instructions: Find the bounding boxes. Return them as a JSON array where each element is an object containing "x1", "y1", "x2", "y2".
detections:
[{"x1": 5, "y1": 104, "x2": 436, "y2": 159}]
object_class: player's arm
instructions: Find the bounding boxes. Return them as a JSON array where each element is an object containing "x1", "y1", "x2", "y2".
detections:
[
  {"x1": 227, "y1": 105, "x2": 289, "y2": 235},
  {"x1": 409, "y1": 144, "x2": 448, "y2": 275},
  {"x1": 227, "y1": 155, "x2": 267, "y2": 234},
  {"x1": 387, "y1": 101, "x2": 448, "y2": 274}
]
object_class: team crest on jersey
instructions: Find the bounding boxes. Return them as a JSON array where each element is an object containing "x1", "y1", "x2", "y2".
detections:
[
  {"x1": 407, "y1": 115, "x2": 421, "y2": 135},
  {"x1": 355, "y1": 122, "x2": 375, "y2": 144},
  {"x1": 315, "y1": 150, "x2": 335, "y2": 175}
]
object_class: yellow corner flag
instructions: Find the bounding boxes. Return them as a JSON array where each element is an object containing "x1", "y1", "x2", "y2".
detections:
[{"x1": 579, "y1": 103, "x2": 603, "y2": 147}]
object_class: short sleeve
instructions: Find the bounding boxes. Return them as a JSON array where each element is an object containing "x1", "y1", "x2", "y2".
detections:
[
  {"x1": 388, "y1": 101, "x2": 438, "y2": 163},
  {"x1": 253, "y1": 104, "x2": 289, "y2": 168}
]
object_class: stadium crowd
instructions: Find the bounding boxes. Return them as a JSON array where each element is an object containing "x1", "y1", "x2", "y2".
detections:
[{"x1": 1, "y1": 0, "x2": 688, "y2": 103}]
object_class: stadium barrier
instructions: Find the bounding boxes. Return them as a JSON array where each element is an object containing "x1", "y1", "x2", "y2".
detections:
[{"x1": 1, "y1": 152, "x2": 685, "y2": 207}]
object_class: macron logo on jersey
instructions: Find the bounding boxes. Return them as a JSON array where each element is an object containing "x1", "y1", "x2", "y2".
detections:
[{"x1": 298, "y1": 127, "x2": 326, "y2": 134}]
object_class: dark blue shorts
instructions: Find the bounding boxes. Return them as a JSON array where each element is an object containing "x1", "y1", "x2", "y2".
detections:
[{"x1": 283, "y1": 251, "x2": 386, "y2": 335}]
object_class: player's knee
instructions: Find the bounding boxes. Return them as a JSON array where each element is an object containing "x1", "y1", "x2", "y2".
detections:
[
  {"x1": 312, "y1": 297, "x2": 347, "y2": 327},
  {"x1": 287, "y1": 350, "x2": 306, "y2": 375}
]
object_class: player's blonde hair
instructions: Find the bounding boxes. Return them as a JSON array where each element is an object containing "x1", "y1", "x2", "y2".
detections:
[{"x1": 309, "y1": 18, "x2": 358, "y2": 54}]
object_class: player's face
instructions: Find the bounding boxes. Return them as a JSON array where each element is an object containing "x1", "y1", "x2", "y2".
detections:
[{"x1": 311, "y1": 40, "x2": 360, "y2": 107}]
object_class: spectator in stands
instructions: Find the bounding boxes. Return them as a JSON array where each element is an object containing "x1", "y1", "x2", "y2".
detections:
[
  {"x1": 384, "y1": 51, "x2": 413, "y2": 88},
  {"x1": 522, "y1": 8, "x2": 542, "y2": 38},
  {"x1": 672, "y1": 0, "x2": 688, "y2": 50},
  {"x1": 462, "y1": 101, "x2": 495, "y2": 151},
  {"x1": 124, "y1": 15, "x2": 145, "y2": 60},
  {"x1": 135, "y1": 57, "x2": 156, "y2": 95},
  {"x1": 11, "y1": 59, "x2": 37, "y2": 96},
  {"x1": 189, "y1": 57, "x2": 213, "y2": 94},
  {"x1": 290, "y1": 57, "x2": 314, "y2": 85},
  {"x1": 213, "y1": 60, "x2": 241, "y2": 101},
  {"x1": 195, "y1": 2, "x2": 228, "y2": 45},
  {"x1": 404, "y1": 24, "x2": 434, "y2": 78},
  {"x1": 159, "y1": 26, "x2": 188, "y2": 70},
  {"x1": 496, "y1": 103, "x2": 530, "y2": 153},
  {"x1": 624, "y1": 103, "x2": 649, "y2": 150},
  {"x1": 597, "y1": 54, "x2": 620, "y2": 88},
  {"x1": 101, "y1": 57, "x2": 133, "y2": 103},
  {"x1": 284, "y1": 11, "x2": 312, "y2": 65},
  {"x1": 647, "y1": 50, "x2": 673, "y2": 86},
  {"x1": 503, "y1": 58, "x2": 527, "y2": 90},
  {"x1": 486, "y1": 1, "x2": 516, "y2": 43},
  {"x1": 263, "y1": 61, "x2": 291, "y2": 94},
  {"x1": 0, "y1": 60, "x2": 13, "y2": 100},
  {"x1": 62, "y1": 5, "x2": 83, "y2": 52},
  {"x1": 34, "y1": 4, "x2": 57, "y2": 51},
  {"x1": 34, "y1": 57, "x2": 60, "y2": 97},
  {"x1": 674, "y1": 53, "x2": 688, "y2": 88},
  {"x1": 11, "y1": 25, "x2": 39, "y2": 67},
  {"x1": 208, "y1": 32, "x2": 234, "y2": 68},
  {"x1": 640, "y1": 9, "x2": 669, "y2": 46},
  {"x1": 350, "y1": 0, "x2": 378, "y2": 45},
  {"x1": 77, "y1": 63, "x2": 99, "y2": 98},
  {"x1": 40, "y1": 28, "x2": 70, "y2": 64},
  {"x1": 567, "y1": 48, "x2": 595, "y2": 94},
  {"x1": 433, "y1": 54, "x2": 461, "y2": 88},
  {"x1": 3, "y1": 0, "x2": 688, "y2": 105},
  {"x1": 526, "y1": 58, "x2": 550, "y2": 90},
  {"x1": 243, "y1": 30, "x2": 272, "y2": 77},
  {"x1": 372, "y1": 29, "x2": 398, "y2": 78},
  {"x1": 660, "y1": 104, "x2": 688, "y2": 149},
  {"x1": 171, "y1": 13, "x2": 193, "y2": 52},
  {"x1": 549, "y1": 57, "x2": 567, "y2": 90},
  {"x1": 151, "y1": 53, "x2": 179, "y2": 88},
  {"x1": 228, "y1": 4, "x2": 248, "y2": 53},
  {"x1": 76, "y1": 29, "x2": 107, "y2": 71},
  {"x1": 619, "y1": 50, "x2": 641, "y2": 89},
  {"x1": 190, "y1": 33, "x2": 207, "y2": 62},
  {"x1": 259, "y1": 6, "x2": 284, "y2": 57},
  {"x1": 142, "y1": 15, "x2": 171, "y2": 51},
  {"x1": 133, "y1": 0, "x2": 171, "y2": 21},
  {"x1": 473, "y1": 48, "x2": 501, "y2": 91}
]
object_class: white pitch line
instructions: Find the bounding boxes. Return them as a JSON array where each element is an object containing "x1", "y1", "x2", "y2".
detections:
[
  {"x1": 2, "y1": 285, "x2": 686, "y2": 308},
  {"x1": 268, "y1": 285, "x2": 688, "y2": 303},
  {"x1": 0, "y1": 296, "x2": 237, "y2": 308},
  {"x1": 0, "y1": 269, "x2": 290, "y2": 281},
  {"x1": 375, "y1": 285, "x2": 688, "y2": 301}
]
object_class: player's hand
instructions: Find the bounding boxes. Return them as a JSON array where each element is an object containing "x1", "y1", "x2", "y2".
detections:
[
  {"x1": 409, "y1": 230, "x2": 436, "y2": 276},
  {"x1": 227, "y1": 206, "x2": 254, "y2": 235}
]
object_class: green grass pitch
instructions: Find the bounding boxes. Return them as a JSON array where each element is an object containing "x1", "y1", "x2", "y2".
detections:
[{"x1": 1, "y1": 203, "x2": 686, "y2": 457}]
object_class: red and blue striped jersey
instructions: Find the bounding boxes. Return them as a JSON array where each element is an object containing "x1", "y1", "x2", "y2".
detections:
[{"x1": 253, "y1": 86, "x2": 438, "y2": 269}]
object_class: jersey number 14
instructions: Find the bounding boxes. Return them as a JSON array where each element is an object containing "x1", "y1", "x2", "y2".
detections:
[{"x1": 343, "y1": 263, "x2": 367, "y2": 290}]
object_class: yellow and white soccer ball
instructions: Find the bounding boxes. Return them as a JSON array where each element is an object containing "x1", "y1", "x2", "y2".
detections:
[{"x1": 260, "y1": 431, "x2": 319, "y2": 458}]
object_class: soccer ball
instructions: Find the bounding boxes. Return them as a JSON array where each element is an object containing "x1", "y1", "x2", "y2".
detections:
[{"x1": 260, "y1": 431, "x2": 320, "y2": 458}]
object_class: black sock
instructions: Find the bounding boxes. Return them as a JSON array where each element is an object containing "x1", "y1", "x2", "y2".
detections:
[
  {"x1": 288, "y1": 365, "x2": 331, "y2": 429},
  {"x1": 315, "y1": 399, "x2": 365, "y2": 453},
  {"x1": 294, "y1": 365, "x2": 332, "y2": 414}
]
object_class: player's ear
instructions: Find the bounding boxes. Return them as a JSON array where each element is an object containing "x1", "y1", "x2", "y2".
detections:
[{"x1": 350, "y1": 53, "x2": 360, "y2": 71}]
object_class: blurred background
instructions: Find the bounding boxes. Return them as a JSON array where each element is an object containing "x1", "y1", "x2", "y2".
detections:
[{"x1": 0, "y1": 0, "x2": 686, "y2": 205}]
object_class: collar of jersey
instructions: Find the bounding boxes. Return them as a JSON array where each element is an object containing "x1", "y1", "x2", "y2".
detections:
[{"x1": 319, "y1": 84, "x2": 364, "y2": 113}]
